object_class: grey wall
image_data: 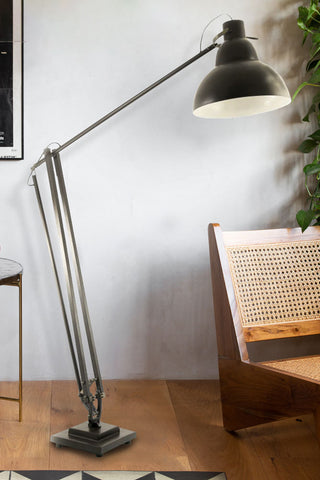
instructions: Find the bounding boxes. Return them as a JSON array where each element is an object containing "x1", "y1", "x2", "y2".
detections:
[{"x1": 0, "y1": 0, "x2": 309, "y2": 380}]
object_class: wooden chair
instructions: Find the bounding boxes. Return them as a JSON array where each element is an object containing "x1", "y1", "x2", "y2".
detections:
[{"x1": 208, "y1": 223, "x2": 320, "y2": 439}]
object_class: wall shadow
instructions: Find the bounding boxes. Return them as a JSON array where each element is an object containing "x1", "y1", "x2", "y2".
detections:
[{"x1": 262, "y1": 0, "x2": 314, "y2": 228}]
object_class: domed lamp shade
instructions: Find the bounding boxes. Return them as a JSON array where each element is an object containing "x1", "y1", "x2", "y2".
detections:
[{"x1": 193, "y1": 19, "x2": 291, "y2": 118}]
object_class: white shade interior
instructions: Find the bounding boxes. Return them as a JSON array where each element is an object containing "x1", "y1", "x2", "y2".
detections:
[{"x1": 193, "y1": 95, "x2": 291, "y2": 119}]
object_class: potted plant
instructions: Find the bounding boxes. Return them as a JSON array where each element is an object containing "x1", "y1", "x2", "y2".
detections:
[{"x1": 295, "y1": 0, "x2": 320, "y2": 230}]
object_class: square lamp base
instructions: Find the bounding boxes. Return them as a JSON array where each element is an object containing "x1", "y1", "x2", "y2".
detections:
[{"x1": 50, "y1": 421, "x2": 136, "y2": 457}]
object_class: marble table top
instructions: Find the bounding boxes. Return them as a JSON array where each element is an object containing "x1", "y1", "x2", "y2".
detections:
[{"x1": 0, "y1": 258, "x2": 23, "y2": 282}]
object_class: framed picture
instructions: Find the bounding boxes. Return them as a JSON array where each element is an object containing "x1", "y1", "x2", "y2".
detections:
[{"x1": 0, "y1": 0, "x2": 23, "y2": 160}]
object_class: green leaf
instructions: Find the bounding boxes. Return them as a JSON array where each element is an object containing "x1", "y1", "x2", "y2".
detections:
[
  {"x1": 307, "y1": 59, "x2": 319, "y2": 71},
  {"x1": 311, "y1": 32, "x2": 320, "y2": 44},
  {"x1": 296, "y1": 209, "x2": 316, "y2": 232},
  {"x1": 311, "y1": 153, "x2": 320, "y2": 164},
  {"x1": 298, "y1": 5, "x2": 308, "y2": 20},
  {"x1": 303, "y1": 31, "x2": 309, "y2": 45},
  {"x1": 298, "y1": 3, "x2": 320, "y2": 33},
  {"x1": 309, "y1": 66, "x2": 320, "y2": 83},
  {"x1": 309, "y1": 129, "x2": 320, "y2": 141},
  {"x1": 298, "y1": 6, "x2": 311, "y2": 31},
  {"x1": 307, "y1": 58, "x2": 320, "y2": 72},
  {"x1": 298, "y1": 6, "x2": 308, "y2": 20},
  {"x1": 312, "y1": 92, "x2": 320, "y2": 104},
  {"x1": 310, "y1": 44, "x2": 320, "y2": 62},
  {"x1": 303, "y1": 163, "x2": 320, "y2": 175},
  {"x1": 303, "y1": 104, "x2": 316, "y2": 122},
  {"x1": 292, "y1": 81, "x2": 309, "y2": 100},
  {"x1": 307, "y1": 3, "x2": 320, "y2": 23},
  {"x1": 298, "y1": 138, "x2": 318, "y2": 153}
]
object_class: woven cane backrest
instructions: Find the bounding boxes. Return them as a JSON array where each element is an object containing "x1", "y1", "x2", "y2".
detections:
[{"x1": 220, "y1": 226, "x2": 320, "y2": 342}]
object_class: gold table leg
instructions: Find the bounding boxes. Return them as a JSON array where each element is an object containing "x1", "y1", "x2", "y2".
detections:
[
  {"x1": 18, "y1": 272, "x2": 22, "y2": 422},
  {"x1": 0, "y1": 273, "x2": 23, "y2": 421}
]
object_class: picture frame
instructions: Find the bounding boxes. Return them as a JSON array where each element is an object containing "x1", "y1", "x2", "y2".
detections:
[{"x1": 0, "y1": 0, "x2": 23, "y2": 160}]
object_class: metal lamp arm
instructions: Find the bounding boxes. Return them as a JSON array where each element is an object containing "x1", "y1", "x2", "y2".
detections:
[
  {"x1": 31, "y1": 41, "x2": 219, "y2": 171},
  {"x1": 30, "y1": 39, "x2": 220, "y2": 428}
]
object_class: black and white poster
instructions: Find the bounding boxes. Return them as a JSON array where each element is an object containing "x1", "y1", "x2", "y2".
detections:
[{"x1": 0, "y1": 0, "x2": 23, "y2": 160}]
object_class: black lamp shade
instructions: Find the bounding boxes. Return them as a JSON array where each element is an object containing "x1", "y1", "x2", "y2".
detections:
[{"x1": 193, "y1": 20, "x2": 291, "y2": 118}]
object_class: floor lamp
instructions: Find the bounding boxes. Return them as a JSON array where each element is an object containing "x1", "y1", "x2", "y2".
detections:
[{"x1": 29, "y1": 19, "x2": 290, "y2": 457}]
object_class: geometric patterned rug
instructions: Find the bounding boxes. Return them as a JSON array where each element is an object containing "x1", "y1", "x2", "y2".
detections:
[{"x1": 1, "y1": 472, "x2": 227, "y2": 480}]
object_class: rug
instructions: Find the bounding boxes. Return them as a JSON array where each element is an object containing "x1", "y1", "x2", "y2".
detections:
[{"x1": 0, "y1": 472, "x2": 227, "y2": 480}]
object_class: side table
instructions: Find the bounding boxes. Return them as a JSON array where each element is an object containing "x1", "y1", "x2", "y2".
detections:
[{"x1": 0, "y1": 258, "x2": 23, "y2": 421}]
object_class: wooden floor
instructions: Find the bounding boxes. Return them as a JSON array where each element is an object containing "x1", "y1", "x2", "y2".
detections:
[{"x1": 0, "y1": 380, "x2": 319, "y2": 479}]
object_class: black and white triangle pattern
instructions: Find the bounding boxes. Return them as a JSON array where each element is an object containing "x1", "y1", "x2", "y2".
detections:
[{"x1": 0, "y1": 471, "x2": 227, "y2": 480}]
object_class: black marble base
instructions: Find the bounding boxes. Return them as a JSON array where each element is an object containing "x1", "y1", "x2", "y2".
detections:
[{"x1": 50, "y1": 422, "x2": 136, "y2": 457}]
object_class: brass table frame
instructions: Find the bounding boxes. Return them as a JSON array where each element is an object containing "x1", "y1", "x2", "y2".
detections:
[{"x1": 0, "y1": 269, "x2": 22, "y2": 422}]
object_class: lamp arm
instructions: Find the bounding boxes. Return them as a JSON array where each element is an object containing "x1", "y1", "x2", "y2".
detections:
[{"x1": 31, "y1": 41, "x2": 218, "y2": 172}]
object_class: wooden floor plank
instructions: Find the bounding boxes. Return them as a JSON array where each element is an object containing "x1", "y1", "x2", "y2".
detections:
[
  {"x1": 258, "y1": 456, "x2": 320, "y2": 480},
  {"x1": 166, "y1": 380, "x2": 265, "y2": 479},
  {"x1": 0, "y1": 379, "x2": 319, "y2": 478},
  {"x1": 247, "y1": 415, "x2": 320, "y2": 460},
  {"x1": 245, "y1": 415, "x2": 320, "y2": 479},
  {"x1": 166, "y1": 380, "x2": 320, "y2": 480},
  {"x1": 49, "y1": 380, "x2": 190, "y2": 471},
  {"x1": 0, "y1": 381, "x2": 51, "y2": 470}
]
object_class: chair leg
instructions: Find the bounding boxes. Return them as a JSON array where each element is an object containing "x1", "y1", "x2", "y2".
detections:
[{"x1": 221, "y1": 401, "x2": 280, "y2": 432}]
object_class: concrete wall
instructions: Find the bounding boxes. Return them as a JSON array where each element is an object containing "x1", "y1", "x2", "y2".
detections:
[{"x1": 0, "y1": 0, "x2": 309, "y2": 380}]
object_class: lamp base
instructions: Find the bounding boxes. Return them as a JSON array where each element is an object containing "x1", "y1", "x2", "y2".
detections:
[{"x1": 50, "y1": 422, "x2": 136, "y2": 457}]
